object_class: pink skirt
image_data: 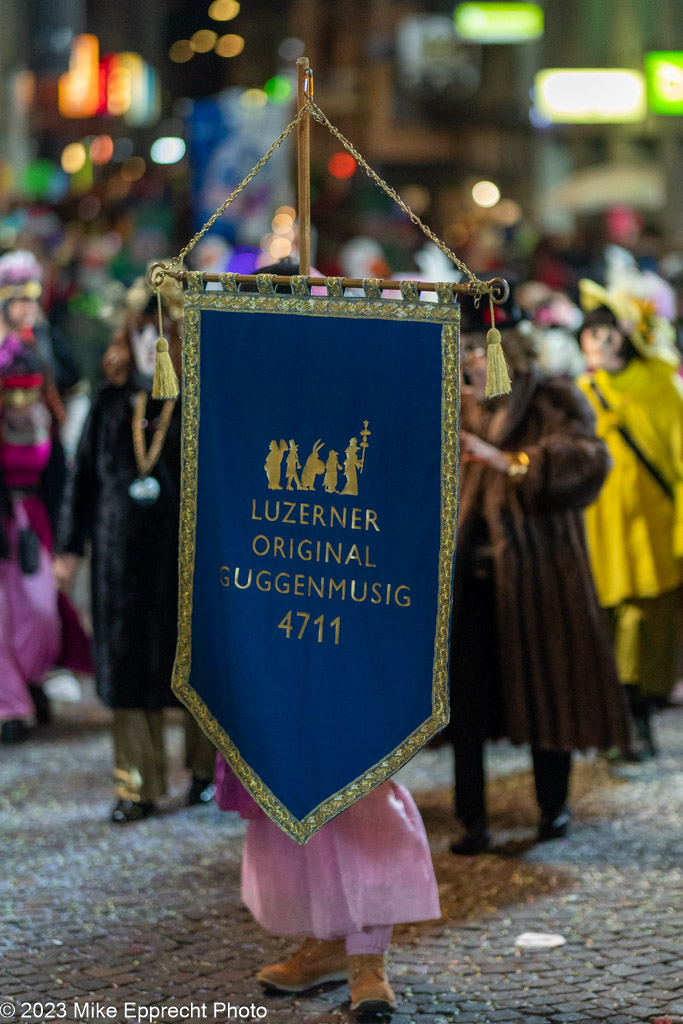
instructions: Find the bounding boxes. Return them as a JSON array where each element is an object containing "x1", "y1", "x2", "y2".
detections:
[
  {"x1": 0, "y1": 508, "x2": 60, "y2": 721},
  {"x1": 216, "y1": 757, "x2": 441, "y2": 939}
]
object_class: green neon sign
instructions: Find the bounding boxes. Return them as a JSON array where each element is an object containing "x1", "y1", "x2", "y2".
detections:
[
  {"x1": 645, "y1": 52, "x2": 683, "y2": 114},
  {"x1": 454, "y1": 2, "x2": 544, "y2": 42}
]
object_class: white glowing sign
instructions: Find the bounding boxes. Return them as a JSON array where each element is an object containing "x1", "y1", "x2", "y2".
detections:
[{"x1": 534, "y1": 69, "x2": 647, "y2": 124}]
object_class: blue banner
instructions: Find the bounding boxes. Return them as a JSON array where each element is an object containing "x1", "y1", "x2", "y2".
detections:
[{"x1": 174, "y1": 274, "x2": 460, "y2": 843}]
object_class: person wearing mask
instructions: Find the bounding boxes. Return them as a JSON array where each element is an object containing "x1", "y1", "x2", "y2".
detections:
[
  {"x1": 577, "y1": 275, "x2": 683, "y2": 758},
  {"x1": 54, "y1": 274, "x2": 215, "y2": 822},
  {"x1": 449, "y1": 290, "x2": 631, "y2": 854},
  {"x1": 0, "y1": 250, "x2": 89, "y2": 743},
  {"x1": 210, "y1": 264, "x2": 440, "y2": 1013}
]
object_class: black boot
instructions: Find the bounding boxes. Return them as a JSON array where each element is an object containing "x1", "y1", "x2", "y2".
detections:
[
  {"x1": 29, "y1": 684, "x2": 52, "y2": 726},
  {"x1": 1, "y1": 720, "x2": 29, "y2": 744},
  {"x1": 111, "y1": 799, "x2": 155, "y2": 824},
  {"x1": 187, "y1": 776, "x2": 216, "y2": 806},
  {"x1": 450, "y1": 819, "x2": 491, "y2": 855},
  {"x1": 538, "y1": 804, "x2": 571, "y2": 842}
]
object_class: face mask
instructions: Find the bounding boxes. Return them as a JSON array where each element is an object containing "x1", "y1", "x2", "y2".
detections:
[{"x1": 131, "y1": 322, "x2": 158, "y2": 377}]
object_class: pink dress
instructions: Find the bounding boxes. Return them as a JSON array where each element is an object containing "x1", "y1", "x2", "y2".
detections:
[
  {"x1": 0, "y1": 341, "x2": 91, "y2": 722},
  {"x1": 215, "y1": 756, "x2": 441, "y2": 939},
  {"x1": 0, "y1": 441, "x2": 61, "y2": 721}
]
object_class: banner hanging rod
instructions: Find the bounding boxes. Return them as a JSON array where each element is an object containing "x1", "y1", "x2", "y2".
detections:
[{"x1": 159, "y1": 270, "x2": 510, "y2": 302}]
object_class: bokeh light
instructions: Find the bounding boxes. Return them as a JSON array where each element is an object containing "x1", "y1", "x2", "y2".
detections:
[
  {"x1": 89, "y1": 135, "x2": 114, "y2": 165},
  {"x1": 272, "y1": 213, "x2": 294, "y2": 234},
  {"x1": 61, "y1": 142, "x2": 87, "y2": 174},
  {"x1": 150, "y1": 137, "x2": 186, "y2": 165},
  {"x1": 215, "y1": 34, "x2": 245, "y2": 57},
  {"x1": 264, "y1": 75, "x2": 293, "y2": 105},
  {"x1": 278, "y1": 38, "x2": 305, "y2": 60},
  {"x1": 400, "y1": 184, "x2": 431, "y2": 216},
  {"x1": 112, "y1": 138, "x2": 134, "y2": 162},
  {"x1": 269, "y1": 237, "x2": 292, "y2": 259},
  {"x1": 190, "y1": 30, "x2": 218, "y2": 53},
  {"x1": 240, "y1": 89, "x2": 267, "y2": 108},
  {"x1": 494, "y1": 198, "x2": 523, "y2": 225},
  {"x1": 121, "y1": 156, "x2": 146, "y2": 182},
  {"x1": 328, "y1": 153, "x2": 357, "y2": 179},
  {"x1": 471, "y1": 180, "x2": 501, "y2": 207},
  {"x1": 23, "y1": 159, "x2": 57, "y2": 199},
  {"x1": 106, "y1": 174, "x2": 131, "y2": 200},
  {"x1": 445, "y1": 222, "x2": 470, "y2": 247},
  {"x1": 169, "y1": 40, "x2": 194, "y2": 63},
  {"x1": 209, "y1": 0, "x2": 240, "y2": 20}
]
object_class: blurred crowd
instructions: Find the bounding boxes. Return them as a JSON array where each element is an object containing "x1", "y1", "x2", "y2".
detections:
[{"x1": 2, "y1": 195, "x2": 683, "y2": 840}]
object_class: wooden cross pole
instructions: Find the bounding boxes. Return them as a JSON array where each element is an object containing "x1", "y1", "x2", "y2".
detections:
[{"x1": 297, "y1": 56, "x2": 312, "y2": 276}]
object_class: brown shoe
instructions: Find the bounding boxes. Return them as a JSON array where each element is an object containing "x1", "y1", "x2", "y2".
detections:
[
  {"x1": 257, "y1": 938, "x2": 347, "y2": 993},
  {"x1": 348, "y1": 953, "x2": 397, "y2": 1012}
]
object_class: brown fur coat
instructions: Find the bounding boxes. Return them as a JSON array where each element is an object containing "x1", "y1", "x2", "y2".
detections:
[{"x1": 452, "y1": 371, "x2": 631, "y2": 751}]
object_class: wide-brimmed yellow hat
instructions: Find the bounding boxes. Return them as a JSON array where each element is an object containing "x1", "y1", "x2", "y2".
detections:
[{"x1": 579, "y1": 277, "x2": 679, "y2": 367}]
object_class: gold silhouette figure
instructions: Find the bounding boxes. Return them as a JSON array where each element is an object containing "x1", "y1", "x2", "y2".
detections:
[
  {"x1": 301, "y1": 439, "x2": 326, "y2": 490},
  {"x1": 323, "y1": 450, "x2": 343, "y2": 493},
  {"x1": 264, "y1": 439, "x2": 287, "y2": 490},
  {"x1": 341, "y1": 437, "x2": 361, "y2": 495},
  {"x1": 286, "y1": 440, "x2": 302, "y2": 490}
]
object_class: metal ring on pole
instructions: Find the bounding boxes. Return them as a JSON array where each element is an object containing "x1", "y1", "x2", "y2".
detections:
[
  {"x1": 147, "y1": 262, "x2": 169, "y2": 290},
  {"x1": 487, "y1": 277, "x2": 510, "y2": 305}
]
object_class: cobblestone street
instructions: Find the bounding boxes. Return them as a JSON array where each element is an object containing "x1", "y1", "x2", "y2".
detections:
[{"x1": 3, "y1": 686, "x2": 683, "y2": 1024}]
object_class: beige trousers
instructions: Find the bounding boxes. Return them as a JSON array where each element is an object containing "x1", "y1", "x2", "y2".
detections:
[{"x1": 112, "y1": 708, "x2": 215, "y2": 802}]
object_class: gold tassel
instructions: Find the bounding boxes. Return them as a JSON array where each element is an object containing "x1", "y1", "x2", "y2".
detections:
[
  {"x1": 152, "y1": 288, "x2": 180, "y2": 400},
  {"x1": 485, "y1": 294, "x2": 511, "y2": 398}
]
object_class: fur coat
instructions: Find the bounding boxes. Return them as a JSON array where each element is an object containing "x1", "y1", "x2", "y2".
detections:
[
  {"x1": 58, "y1": 381, "x2": 181, "y2": 710},
  {"x1": 452, "y1": 370, "x2": 631, "y2": 752}
]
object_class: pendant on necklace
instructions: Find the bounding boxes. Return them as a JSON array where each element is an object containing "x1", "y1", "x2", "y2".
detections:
[{"x1": 129, "y1": 476, "x2": 161, "y2": 506}]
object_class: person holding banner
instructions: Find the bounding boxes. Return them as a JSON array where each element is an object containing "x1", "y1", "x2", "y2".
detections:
[
  {"x1": 449, "y1": 290, "x2": 631, "y2": 855},
  {"x1": 210, "y1": 262, "x2": 440, "y2": 1013},
  {"x1": 215, "y1": 756, "x2": 439, "y2": 1013},
  {"x1": 577, "y1": 269, "x2": 683, "y2": 759},
  {"x1": 54, "y1": 275, "x2": 216, "y2": 822}
]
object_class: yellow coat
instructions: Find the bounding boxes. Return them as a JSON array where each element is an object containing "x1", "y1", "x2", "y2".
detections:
[{"x1": 577, "y1": 361, "x2": 683, "y2": 606}]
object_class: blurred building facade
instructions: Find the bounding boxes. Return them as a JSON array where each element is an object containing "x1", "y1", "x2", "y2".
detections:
[{"x1": 0, "y1": 0, "x2": 680, "y2": 279}]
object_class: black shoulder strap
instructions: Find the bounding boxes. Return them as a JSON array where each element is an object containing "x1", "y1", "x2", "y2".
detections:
[{"x1": 589, "y1": 379, "x2": 674, "y2": 502}]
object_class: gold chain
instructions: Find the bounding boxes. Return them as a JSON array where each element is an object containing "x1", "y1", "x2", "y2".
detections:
[
  {"x1": 132, "y1": 391, "x2": 176, "y2": 478},
  {"x1": 151, "y1": 98, "x2": 490, "y2": 302},
  {"x1": 306, "y1": 101, "x2": 480, "y2": 290}
]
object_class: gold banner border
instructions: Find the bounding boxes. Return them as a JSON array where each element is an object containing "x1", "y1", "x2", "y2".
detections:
[{"x1": 174, "y1": 276, "x2": 460, "y2": 844}]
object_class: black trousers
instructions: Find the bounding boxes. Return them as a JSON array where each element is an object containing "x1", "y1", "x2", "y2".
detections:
[
  {"x1": 453, "y1": 737, "x2": 571, "y2": 826},
  {"x1": 450, "y1": 560, "x2": 571, "y2": 827}
]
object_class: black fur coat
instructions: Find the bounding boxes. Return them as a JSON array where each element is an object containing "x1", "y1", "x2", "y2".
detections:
[{"x1": 58, "y1": 382, "x2": 181, "y2": 710}]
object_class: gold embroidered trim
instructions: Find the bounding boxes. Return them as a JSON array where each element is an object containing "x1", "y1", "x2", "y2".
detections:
[{"x1": 173, "y1": 285, "x2": 460, "y2": 844}]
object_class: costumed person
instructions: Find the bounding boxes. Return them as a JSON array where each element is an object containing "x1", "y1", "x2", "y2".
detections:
[
  {"x1": 449, "y1": 287, "x2": 631, "y2": 854},
  {"x1": 54, "y1": 274, "x2": 216, "y2": 822},
  {"x1": 0, "y1": 250, "x2": 90, "y2": 744},
  {"x1": 214, "y1": 759, "x2": 439, "y2": 1013},
  {"x1": 210, "y1": 262, "x2": 440, "y2": 1013},
  {"x1": 577, "y1": 259, "x2": 683, "y2": 758},
  {"x1": 515, "y1": 280, "x2": 586, "y2": 378}
]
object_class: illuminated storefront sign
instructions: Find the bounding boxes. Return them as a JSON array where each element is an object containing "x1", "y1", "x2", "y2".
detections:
[
  {"x1": 534, "y1": 69, "x2": 647, "y2": 124},
  {"x1": 454, "y1": 3, "x2": 543, "y2": 42},
  {"x1": 58, "y1": 34, "x2": 159, "y2": 125},
  {"x1": 645, "y1": 52, "x2": 683, "y2": 114}
]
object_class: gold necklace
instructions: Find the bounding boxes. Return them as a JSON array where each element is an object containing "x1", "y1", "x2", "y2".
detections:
[{"x1": 131, "y1": 390, "x2": 176, "y2": 478}]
